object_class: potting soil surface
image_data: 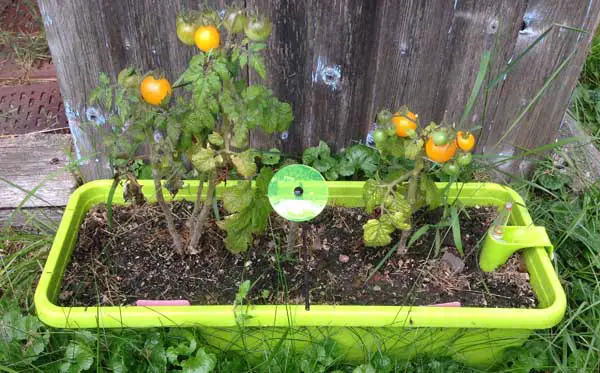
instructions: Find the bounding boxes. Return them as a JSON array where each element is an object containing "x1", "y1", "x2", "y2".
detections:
[{"x1": 59, "y1": 201, "x2": 536, "y2": 308}]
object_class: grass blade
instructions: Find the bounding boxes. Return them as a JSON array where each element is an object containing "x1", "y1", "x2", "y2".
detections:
[
  {"x1": 460, "y1": 50, "x2": 491, "y2": 127},
  {"x1": 488, "y1": 26, "x2": 554, "y2": 89},
  {"x1": 450, "y1": 206, "x2": 463, "y2": 256},
  {"x1": 365, "y1": 240, "x2": 400, "y2": 284},
  {"x1": 407, "y1": 225, "x2": 431, "y2": 249},
  {"x1": 493, "y1": 48, "x2": 578, "y2": 148}
]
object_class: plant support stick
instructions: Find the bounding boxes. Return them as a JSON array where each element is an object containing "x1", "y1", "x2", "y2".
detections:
[{"x1": 287, "y1": 221, "x2": 298, "y2": 254}]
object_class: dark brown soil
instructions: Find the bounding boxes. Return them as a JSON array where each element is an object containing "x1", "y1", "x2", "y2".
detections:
[{"x1": 59, "y1": 202, "x2": 536, "y2": 308}]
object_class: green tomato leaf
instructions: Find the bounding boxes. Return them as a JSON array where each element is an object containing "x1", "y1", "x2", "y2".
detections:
[
  {"x1": 231, "y1": 125, "x2": 249, "y2": 148},
  {"x1": 249, "y1": 54, "x2": 266, "y2": 80},
  {"x1": 232, "y1": 150, "x2": 258, "y2": 179},
  {"x1": 363, "y1": 218, "x2": 394, "y2": 247},
  {"x1": 377, "y1": 135, "x2": 406, "y2": 158},
  {"x1": 419, "y1": 175, "x2": 441, "y2": 209},
  {"x1": 223, "y1": 181, "x2": 253, "y2": 213},
  {"x1": 239, "y1": 54, "x2": 248, "y2": 68},
  {"x1": 363, "y1": 179, "x2": 387, "y2": 213},
  {"x1": 191, "y1": 147, "x2": 221, "y2": 173},
  {"x1": 255, "y1": 166, "x2": 274, "y2": 192},
  {"x1": 218, "y1": 167, "x2": 273, "y2": 253},
  {"x1": 213, "y1": 58, "x2": 230, "y2": 81},
  {"x1": 383, "y1": 211, "x2": 410, "y2": 230},
  {"x1": 144, "y1": 334, "x2": 167, "y2": 373},
  {"x1": 208, "y1": 132, "x2": 224, "y2": 147}
]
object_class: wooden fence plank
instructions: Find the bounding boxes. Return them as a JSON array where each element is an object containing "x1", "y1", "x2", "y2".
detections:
[
  {"x1": 480, "y1": 0, "x2": 600, "y2": 172},
  {"x1": 38, "y1": 0, "x2": 600, "y2": 179},
  {"x1": 248, "y1": 0, "x2": 378, "y2": 154},
  {"x1": 37, "y1": 0, "x2": 228, "y2": 181},
  {"x1": 0, "y1": 134, "x2": 75, "y2": 209}
]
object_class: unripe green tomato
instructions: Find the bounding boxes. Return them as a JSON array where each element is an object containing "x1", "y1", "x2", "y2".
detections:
[
  {"x1": 373, "y1": 129, "x2": 386, "y2": 143},
  {"x1": 176, "y1": 15, "x2": 198, "y2": 45},
  {"x1": 442, "y1": 162, "x2": 459, "y2": 175},
  {"x1": 377, "y1": 109, "x2": 393, "y2": 125},
  {"x1": 385, "y1": 126, "x2": 396, "y2": 136},
  {"x1": 244, "y1": 16, "x2": 272, "y2": 41},
  {"x1": 431, "y1": 131, "x2": 449, "y2": 146},
  {"x1": 224, "y1": 9, "x2": 247, "y2": 33},
  {"x1": 457, "y1": 152, "x2": 472, "y2": 166}
]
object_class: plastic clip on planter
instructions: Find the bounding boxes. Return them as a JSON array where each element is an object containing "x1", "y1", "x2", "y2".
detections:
[{"x1": 480, "y1": 225, "x2": 554, "y2": 272}]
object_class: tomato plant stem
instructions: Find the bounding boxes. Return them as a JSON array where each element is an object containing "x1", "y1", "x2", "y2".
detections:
[
  {"x1": 151, "y1": 167, "x2": 183, "y2": 255},
  {"x1": 188, "y1": 176, "x2": 216, "y2": 254},
  {"x1": 397, "y1": 153, "x2": 424, "y2": 255}
]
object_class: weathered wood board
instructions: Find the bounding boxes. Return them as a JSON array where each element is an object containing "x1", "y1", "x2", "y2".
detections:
[
  {"x1": 38, "y1": 0, "x2": 600, "y2": 180},
  {"x1": 0, "y1": 134, "x2": 76, "y2": 228}
]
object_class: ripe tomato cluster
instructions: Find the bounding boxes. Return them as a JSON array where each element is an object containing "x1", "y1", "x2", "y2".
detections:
[
  {"x1": 134, "y1": 8, "x2": 273, "y2": 108},
  {"x1": 374, "y1": 107, "x2": 476, "y2": 176}
]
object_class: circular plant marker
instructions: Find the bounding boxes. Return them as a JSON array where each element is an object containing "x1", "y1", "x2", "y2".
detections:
[{"x1": 268, "y1": 164, "x2": 328, "y2": 222}]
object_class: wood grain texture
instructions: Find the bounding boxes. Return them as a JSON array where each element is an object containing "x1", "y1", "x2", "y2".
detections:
[
  {"x1": 37, "y1": 0, "x2": 228, "y2": 180},
  {"x1": 0, "y1": 134, "x2": 75, "y2": 211},
  {"x1": 480, "y1": 0, "x2": 600, "y2": 172},
  {"x1": 0, "y1": 208, "x2": 64, "y2": 230},
  {"x1": 248, "y1": 0, "x2": 378, "y2": 153},
  {"x1": 39, "y1": 0, "x2": 600, "y2": 178}
]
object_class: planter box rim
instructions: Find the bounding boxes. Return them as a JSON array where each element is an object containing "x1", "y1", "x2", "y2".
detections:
[{"x1": 34, "y1": 180, "x2": 566, "y2": 329}]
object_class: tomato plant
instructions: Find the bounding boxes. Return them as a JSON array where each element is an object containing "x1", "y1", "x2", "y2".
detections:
[
  {"x1": 362, "y1": 105, "x2": 475, "y2": 254},
  {"x1": 89, "y1": 6, "x2": 291, "y2": 256}
]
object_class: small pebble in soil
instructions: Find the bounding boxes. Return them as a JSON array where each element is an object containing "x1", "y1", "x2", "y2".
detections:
[{"x1": 338, "y1": 254, "x2": 350, "y2": 263}]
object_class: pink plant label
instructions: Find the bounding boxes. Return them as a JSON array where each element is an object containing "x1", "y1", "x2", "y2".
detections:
[
  {"x1": 136, "y1": 300, "x2": 191, "y2": 306},
  {"x1": 428, "y1": 301, "x2": 461, "y2": 307}
]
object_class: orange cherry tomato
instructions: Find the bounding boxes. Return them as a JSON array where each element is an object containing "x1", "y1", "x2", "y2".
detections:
[
  {"x1": 425, "y1": 137, "x2": 457, "y2": 163},
  {"x1": 456, "y1": 131, "x2": 475, "y2": 152},
  {"x1": 195, "y1": 25, "x2": 220, "y2": 52},
  {"x1": 392, "y1": 111, "x2": 417, "y2": 137},
  {"x1": 140, "y1": 76, "x2": 172, "y2": 106}
]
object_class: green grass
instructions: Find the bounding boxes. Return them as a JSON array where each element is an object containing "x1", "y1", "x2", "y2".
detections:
[
  {"x1": 1, "y1": 11, "x2": 600, "y2": 372},
  {"x1": 570, "y1": 32, "x2": 600, "y2": 141},
  {"x1": 0, "y1": 0, "x2": 50, "y2": 71},
  {"x1": 2, "y1": 158, "x2": 600, "y2": 372}
]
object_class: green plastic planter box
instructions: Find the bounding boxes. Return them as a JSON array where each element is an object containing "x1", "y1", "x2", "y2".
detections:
[{"x1": 35, "y1": 181, "x2": 566, "y2": 368}]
